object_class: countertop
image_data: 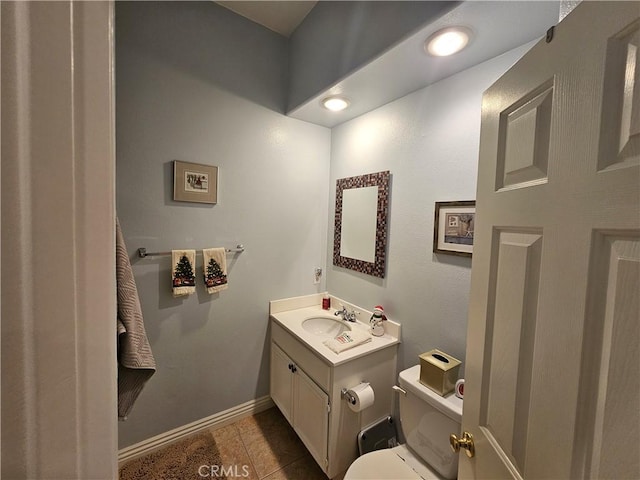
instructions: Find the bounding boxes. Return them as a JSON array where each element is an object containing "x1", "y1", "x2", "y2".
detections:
[{"x1": 269, "y1": 298, "x2": 400, "y2": 367}]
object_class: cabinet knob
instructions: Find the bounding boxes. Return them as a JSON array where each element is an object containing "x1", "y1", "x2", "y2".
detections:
[
  {"x1": 291, "y1": 365, "x2": 297, "y2": 373},
  {"x1": 288, "y1": 363, "x2": 293, "y2": 370}
]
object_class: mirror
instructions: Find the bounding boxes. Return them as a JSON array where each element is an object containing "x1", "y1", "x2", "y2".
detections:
[
  {"x1": 341, "y1": 186, "x2": 378, "y2": 262},
  {"x1": 333, "y1": 171, "x2": 390, "y2": 278}
]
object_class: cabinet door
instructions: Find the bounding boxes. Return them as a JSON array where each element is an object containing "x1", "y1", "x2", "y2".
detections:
[
  {"x1": 270, "y1": 343, "x2": 294, "y2": 424},
  {"x1": 293, "y1": 367, "x2": 329, "y2": 472}
]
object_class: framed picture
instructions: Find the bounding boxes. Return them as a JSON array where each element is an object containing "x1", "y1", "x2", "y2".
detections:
[
  {"x1": 433, "y1": 200, "x2": 475, "y2": 257},
  {"x1": 173, "y1": 160, "x2": 218, "y2": 204}
]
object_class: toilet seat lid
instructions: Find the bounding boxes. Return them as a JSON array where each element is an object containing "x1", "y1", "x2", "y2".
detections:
[{"x1": 344, "y1": 449, "x2": 421, "y2": 480}]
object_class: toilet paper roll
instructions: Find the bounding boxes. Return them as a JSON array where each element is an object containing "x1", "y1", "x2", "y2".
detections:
[{"x1": 347, "y1": 383, "x2": 375, "y2": 412}]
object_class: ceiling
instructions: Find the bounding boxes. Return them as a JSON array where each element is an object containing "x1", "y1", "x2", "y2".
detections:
[
  {"x1": 216, "y1": 1, "x2": 561, "y2": 128},
  {"x1": 216, "y1": 1, "x2": 317, "y2": 37},
  {"x1": 290, "y1": 1, "x2": 560, "y2": 127}
]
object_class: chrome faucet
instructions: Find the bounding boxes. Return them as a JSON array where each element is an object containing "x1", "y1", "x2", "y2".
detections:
[{"x1": 334, "y1": 306, "x2": 357, "y2": 322}]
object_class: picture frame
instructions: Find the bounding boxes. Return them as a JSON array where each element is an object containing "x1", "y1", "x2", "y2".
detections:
[
  {"x1": 173, "y1": 160, "x2": 218, "y2": 204},
  {"x1": 433, "y1": 200, "x2": 475, "y2": 257}
]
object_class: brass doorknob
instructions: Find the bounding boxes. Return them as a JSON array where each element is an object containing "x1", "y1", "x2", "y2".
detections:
[{"x1": 450, "y1": 431, "x2": 475, "y2": 458}]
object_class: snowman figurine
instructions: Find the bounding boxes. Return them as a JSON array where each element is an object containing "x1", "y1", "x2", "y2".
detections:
[{"x1": 370, "y1": 305, "x2": 386, "y2": 337}]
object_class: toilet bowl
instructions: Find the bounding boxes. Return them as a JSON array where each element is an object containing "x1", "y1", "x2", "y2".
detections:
[{"x1": 345, "y1": 365, "x2": 463, "y2": 480}]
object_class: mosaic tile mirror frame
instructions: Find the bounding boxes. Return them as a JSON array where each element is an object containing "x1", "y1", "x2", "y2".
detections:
[{"x1": 333, "y1": 171, "x2": 390, "y2": 278}]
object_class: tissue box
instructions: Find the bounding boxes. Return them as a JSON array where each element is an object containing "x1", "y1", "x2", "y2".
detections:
[{"x1": 419, "y1": 349, "x2": 461, "y2": 396}]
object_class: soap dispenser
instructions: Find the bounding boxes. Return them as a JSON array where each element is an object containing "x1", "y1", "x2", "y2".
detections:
[{"x1": 370, "y1": 305, "x2": 385, "y2": 337}]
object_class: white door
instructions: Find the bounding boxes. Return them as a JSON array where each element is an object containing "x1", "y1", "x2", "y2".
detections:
[
  {"x1": 2, "y1": 1, "x2": 117, "y2": 478},
  {"x1": 461, "y1": 2, "x2": 639, "y2": 479}
]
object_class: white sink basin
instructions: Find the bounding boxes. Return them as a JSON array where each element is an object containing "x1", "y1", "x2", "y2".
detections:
[{"x1": 302, "y1": 316, "x2": 351, "y2": 337}]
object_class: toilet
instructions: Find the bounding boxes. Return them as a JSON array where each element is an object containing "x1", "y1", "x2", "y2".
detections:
[{"x1": 344, "y1": 365, "x2": 463, "y2": 480}]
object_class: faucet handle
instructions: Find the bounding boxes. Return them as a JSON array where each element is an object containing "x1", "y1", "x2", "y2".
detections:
[
  {"x1": 334, "y1": 306, "x2": 356, "y2": 321},
  {"x1": 346, "y1": 309, "x2": 357, "y2": 322}
]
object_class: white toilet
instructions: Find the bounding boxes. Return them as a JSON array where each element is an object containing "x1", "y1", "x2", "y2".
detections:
[{"x1": 344, "y1": 365, "x2": 463, "y2": 480}]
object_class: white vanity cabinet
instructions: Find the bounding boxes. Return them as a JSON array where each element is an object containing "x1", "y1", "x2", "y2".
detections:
[
  {"x1": 270, "y1": 342, "x2": 329, "y2": 470},
  {"x1": 269, "y1": 315, "x2": 398, "y2": 479}
]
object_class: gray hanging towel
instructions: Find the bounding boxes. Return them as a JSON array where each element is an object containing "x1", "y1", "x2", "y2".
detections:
[{"x1": 116, "y1": 218, "x2": 156, "y2": 419}]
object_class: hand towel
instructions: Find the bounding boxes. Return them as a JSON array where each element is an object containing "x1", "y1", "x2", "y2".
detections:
[
  {"x1": 172, "y1": 250, "x2": 196, "y2": 296},
  {"x1": 203, "y1": 247, "x2": 228, "y2": 293},
  {"x1": 116, "y1": 218, "x2": 156, "y2": 419},
  {"x1": 323, "y1": 329, "x2": 372, "y2": 354}
]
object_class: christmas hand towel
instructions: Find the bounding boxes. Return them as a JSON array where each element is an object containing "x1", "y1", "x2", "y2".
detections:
[
  {"x1": 323, "y1": 329, "x2": 372, "y2": 354},
  {"x1": 172, "y1": 250, "x2": 196, "y2": 297},
  {"x1": 203, "y1": 247, "x2": 228, "y2": 294}
]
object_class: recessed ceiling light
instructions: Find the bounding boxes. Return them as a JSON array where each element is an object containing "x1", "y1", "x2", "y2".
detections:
[
  {"x1": 322, "y1": 96, "x2": 350, "y2": 112},
  {"x1": 424, "y1": 27, "x2": 472, "y2": 57}
]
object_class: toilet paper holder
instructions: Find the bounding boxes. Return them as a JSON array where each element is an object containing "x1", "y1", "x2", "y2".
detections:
[
  {"x1": 341, "y1": 382, "x2": 367, "y2": 405},
  {"x1": 341, "y1": 388, "x2": 357, "y2": 405}
]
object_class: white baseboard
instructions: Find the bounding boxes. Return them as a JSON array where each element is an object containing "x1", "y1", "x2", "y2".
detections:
[{"x1": 118, "y1": 395, "x2": 275, "y2": 465}]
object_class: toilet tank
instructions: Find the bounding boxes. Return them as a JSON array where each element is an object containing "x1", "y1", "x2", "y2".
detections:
[{"x1": 398, "y1": 365, "x2": 463, "y2": 480}]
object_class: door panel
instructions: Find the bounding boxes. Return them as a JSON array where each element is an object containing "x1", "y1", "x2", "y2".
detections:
[
  {"x1": 574, "y1": 233, "x2": 640, "y2": 478},
  {"x1": 598, "y1": 21, "x2": 639, "y2": 170},
  {"x1": 595, "y1": 240, "x2": 639, "y2": 478},
  {"x1": 270, "y1": 343, "x2": 293, "y2": 424},
  {"x1": 482, "y1": 232, "x2": 542, "y2": 475},
  {"x1": 497, "y1": 81, "x2": 553, "y2": 191},
  {"x1": 293, "y1": 368, "x2": 329, "y2": 472},
  {"x1": 462, "y1": 3, "x2": 640, "y2": 478}
]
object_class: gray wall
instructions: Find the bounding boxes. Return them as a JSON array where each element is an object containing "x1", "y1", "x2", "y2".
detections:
[
  {"x1": 116, "y1": 2, "x2": 330, "y2": 448},
  {"x1": 327, "y1": 43, "x2": 533, "y2": 374},
  {"x1": 288, "y1": 1, "x2": 459, "y2": 111},
  {"x1": 116, "y1": 1, "x2": 289, "y2": 113}
]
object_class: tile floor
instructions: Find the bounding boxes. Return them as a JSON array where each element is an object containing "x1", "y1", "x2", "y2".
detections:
[
  {"x1": 121, "y1": 406, "x2": 336, "y2": 480},
  {"x1": 211, "y1": 407, "x2": 329, "y2": 479}
]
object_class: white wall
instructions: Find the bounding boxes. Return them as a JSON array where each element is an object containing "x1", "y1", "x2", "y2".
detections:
[
  {"x1": 327, "y1": 43, "x2": 534, "y2": 373},
  {"x1": 116, "y1": 2, "x2": 330, "y2": 448}
]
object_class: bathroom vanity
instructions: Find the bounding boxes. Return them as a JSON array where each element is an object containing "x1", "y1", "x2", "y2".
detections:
[{"x1": 269, "y1": 294, "x2": 400, "y2": 479}]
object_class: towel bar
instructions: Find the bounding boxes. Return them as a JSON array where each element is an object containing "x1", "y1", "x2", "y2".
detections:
[{"x1": 138, "y1": 245, "x2": 244, "y2": 258}]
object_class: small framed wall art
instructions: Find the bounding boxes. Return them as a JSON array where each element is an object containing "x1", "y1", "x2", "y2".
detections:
[
  {"x1": 433, "y1": 200, "x2": 475, "y2": 257},
  {"x1": 173, "y1": 160, "x2": 218, "y2": 204}
]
